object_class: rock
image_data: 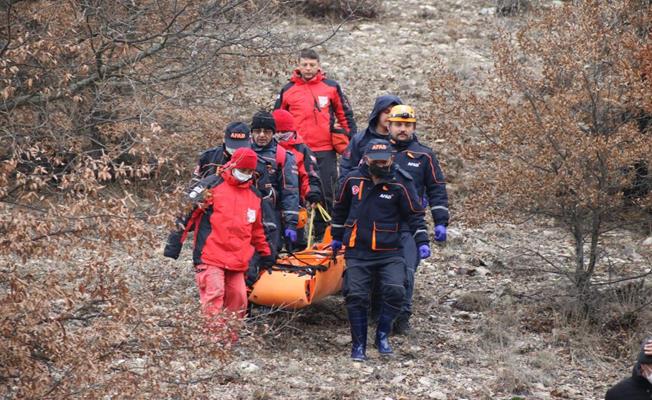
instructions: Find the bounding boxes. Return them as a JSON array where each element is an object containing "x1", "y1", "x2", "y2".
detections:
[
  {"x1": 391, "y1": 375, "x2": 406, "y2": 384},
  {"x1": 238, "y1": 361, "x2": 260, "y2": 373},
  {"x1": 428, "y1": 391, "x2": 447, "y2": 400},
  {"x1": 642, "y1": 236, "x2": 652, "y2": 247},
  {"x1": 418, "y1": 376, "x2": 433, "y2": 386},
  {"x1": 479, "y1": 7, "x2": 495, "y2": 16},
  {"x1": 475, "y1": 266, "x2": 491, "y2": 276},
  {"x1": 334, "y1": 334, "x2": 351, "y2": 346}
]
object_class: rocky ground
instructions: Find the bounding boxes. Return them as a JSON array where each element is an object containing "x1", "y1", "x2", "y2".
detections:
[{"x1": 157, "y1": 0, "x2": 651, "y2": 399}]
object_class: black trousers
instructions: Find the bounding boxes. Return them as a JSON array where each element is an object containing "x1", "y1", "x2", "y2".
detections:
[
  {"x1": 343, "y1": 256, "x2": 406, "y2": 317},
  {"x1": 314, "y1": 150, "x2": 338, "y2": 240}
]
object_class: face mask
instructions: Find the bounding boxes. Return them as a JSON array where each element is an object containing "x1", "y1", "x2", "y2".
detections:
[
  {"x1": 274, "y1": 131, "x2": 294, "y2": 142},
  {"x1": 368, "y1": 163, "x2": 392, "y2": 178},
  {"x1": 232, "y1": 168, "x2": 253, "y2": 182}
]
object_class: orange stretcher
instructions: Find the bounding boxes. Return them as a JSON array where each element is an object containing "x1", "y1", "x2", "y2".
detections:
[{"x1": 248, "y1": 204, "x2": 344, "y2": 310}]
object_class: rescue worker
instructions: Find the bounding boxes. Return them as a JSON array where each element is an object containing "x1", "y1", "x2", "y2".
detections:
[
  {"x1": 272, "y1": 109, "x2": 323, "y2": 248},
  {"x1": 387, "y1": 104, "x2": 449, "y2": 334},
  {"x1": 250, "y1": 111, "x2": 300, "y2": 251},
  {"x1": 606, "y1": 337, "x2": 652, "y2": 400},
  {"x1": 164, "y1": 122, "x2": 276, "y2": 260},
  {"x1": 275, "y1": 48, "x2": 356, "y2": 239},
  {"x1": 338, "y1": 95, "x2": 401, "y2": 323},
  {"x1": 338, "y1": 94, "x2": 403, "y2": 186},
  {"x1": 189, "y1": 148, "x2": 273, "y2": 322},
  {"x1": 331, "y1": 138, "x2": 430, "y2": 361}
]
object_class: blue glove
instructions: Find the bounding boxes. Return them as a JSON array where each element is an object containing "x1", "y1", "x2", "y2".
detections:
[
  {"x1": 331, "y1": 240, "x2": 342, "y2": 254},
  {"x1": 434, "y1": 225, "x2": 447, "y2": 242},
  {"x1": 284, "y1": 228, "x2": 297, "y2": 243},
  {"x1": 419, "y1": 244, "x2": 431, "y2": 259},
  {"x1": 421, "y1": 195, "x2": 428, "y2": 209}
]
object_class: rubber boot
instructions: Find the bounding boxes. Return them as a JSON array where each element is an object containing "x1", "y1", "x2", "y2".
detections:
[
  {"x1": 375, "y1": 313, "x2": 394, "y2": 355},
  {"x1": 348, "y1": 310, "x2": 367, "y2": 362},
  {"x1": 392, "y1": 313, "x2": 411, "y2": 335}
]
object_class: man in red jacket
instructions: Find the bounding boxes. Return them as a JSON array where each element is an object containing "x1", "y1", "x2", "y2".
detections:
[
  {"x1": 192, "y1": 147, "x2": 273, "y2": 320},
  {"x1": 274, "y1": 48, "x2": 356, "y2": 234}
]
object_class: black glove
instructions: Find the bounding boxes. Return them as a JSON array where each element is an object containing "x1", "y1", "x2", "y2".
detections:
[
  {"x1": 306, "y1": 191, "x2": 322, "y2": 204},
  {"x1": 259, "y1": 254, "x2": 276, "y2": 267},
  {"x1": 163, "y1": 231, "x2": 183, "y2": 259}
]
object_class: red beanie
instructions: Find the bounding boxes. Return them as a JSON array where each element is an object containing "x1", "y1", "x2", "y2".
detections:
[
  {"x1": 272, "y1": 109, "x2": 295, "y2": 132},
  {"x1": 230, "y1": 147, "x2": 258, "y2": 170}
]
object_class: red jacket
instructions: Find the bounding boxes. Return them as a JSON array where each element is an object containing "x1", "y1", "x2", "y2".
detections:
[
  {"x1": 275, "y1": 70, "x2": 356, "y2": 154},
  {"x1": 277, "y1": 133, "x2": 323, "y2": 202},
  {"x1": 199, "y1": 170, "x2": 271, "y2": 271}
]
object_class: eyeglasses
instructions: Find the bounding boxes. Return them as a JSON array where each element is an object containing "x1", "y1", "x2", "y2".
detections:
[{"x1": 252, "y1": 129, "x2": 274, "y2": 135}]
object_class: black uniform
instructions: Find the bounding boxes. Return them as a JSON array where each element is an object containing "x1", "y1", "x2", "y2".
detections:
[
  {"x1": 391, "y1": 135, "x2": 449, "y2": 319},
  {"x1": 332, "y1": 163, "x2": 428, "y2": 316},
  {"x1": 606, "y1": 340, "x2": 652, "y2": 400}
]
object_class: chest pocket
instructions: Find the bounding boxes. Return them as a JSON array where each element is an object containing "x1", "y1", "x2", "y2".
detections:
[{"x1": 371, "y1": 222, "x2": 399, "y2": 251}]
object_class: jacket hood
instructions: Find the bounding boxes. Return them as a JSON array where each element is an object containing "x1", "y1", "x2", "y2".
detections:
[
  {"x1": 367, "y1": 94, "x2": 403, "y2": 132},
  {"x1": 290, "y1": 69, "x2": 324, "y2": 85}
]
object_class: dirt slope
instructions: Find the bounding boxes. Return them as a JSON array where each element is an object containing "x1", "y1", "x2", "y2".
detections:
[{"x1": 157, "y1": 1, "x2": 652, "y2": 399}]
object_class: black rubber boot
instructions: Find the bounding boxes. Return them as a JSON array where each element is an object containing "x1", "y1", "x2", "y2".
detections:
[
  {"x1": 348, "y1": 310, "x2": 368, "y2": 362},
  {"x1": 375, "y1": 313, "x2": 394, "y2": 355},
  {"x1": 392, "y1": 313, "x2": 411, "y2": 335}
]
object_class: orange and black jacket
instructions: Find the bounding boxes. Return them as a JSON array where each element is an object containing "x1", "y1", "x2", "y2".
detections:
[
  {"x1": 331, "y1": 164, "x2": 428, "y2": 260},
  {"x1": 275, "y1": 70, "x2": 356, "y2": 154}
]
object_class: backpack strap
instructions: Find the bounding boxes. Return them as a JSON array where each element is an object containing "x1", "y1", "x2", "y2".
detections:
[{"x1": 275, "y1": 145, "x2": 287, "y2": 167}]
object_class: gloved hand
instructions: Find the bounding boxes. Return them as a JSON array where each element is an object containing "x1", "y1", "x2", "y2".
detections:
[
  {"x1": 331, "y1": 240, "x2": 342, "y2": 254},
  {"x1": 259, "y1": 254, "x2": 276, "y2": 267},
  {"x1": 434, "y1": 225, "x2": 447, "y2": 242},
  {"x1": 418, "y1": 244, "x2": 431, "y2": 259},
  {"x1": 306, "y1": 191, "x2": 322, "y2": 204},
  {"x1": 284, "y1": 228, "x2": 297, "y2": 243}
]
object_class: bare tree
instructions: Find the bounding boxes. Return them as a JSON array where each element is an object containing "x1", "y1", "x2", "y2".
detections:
[
  {"x1": 0, "y1": 0, "x2": 315, "y2": 397},
  {"x1": 430, "y1": 0, "x2": 652, "y2": 307}
]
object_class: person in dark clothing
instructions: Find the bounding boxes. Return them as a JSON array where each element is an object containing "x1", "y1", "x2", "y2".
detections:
[
  {"x1": 250, "y1": 111, "x2": 300, "y2": 251},
  {"x1": 339, "y1": 95, "x2": 402, "y2": 324},
  {"x1": 387, "y1": 104, "x2": 450, "y2": 334},
  {"x1": 605, "y1": 337, "x2": 652, "y2": 400},
  {"x1": 330, "y1": 138, "x2": 429, "y2": 361},
  {"x1": 338, "y1": 94, "x2": 403, "y2": 187},
  {"x1": 272, "y1": 109, "x2": 323, "y2": 249}
]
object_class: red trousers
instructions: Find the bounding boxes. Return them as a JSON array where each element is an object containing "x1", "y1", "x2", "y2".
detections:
[{"x1": 195, "y1": 264, "x2": 247, "y2": 318}]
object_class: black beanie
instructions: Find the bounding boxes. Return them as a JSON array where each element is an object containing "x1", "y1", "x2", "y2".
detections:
[{"x1": 251, "y1": 111, "x2": 276, "y2": 132}]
